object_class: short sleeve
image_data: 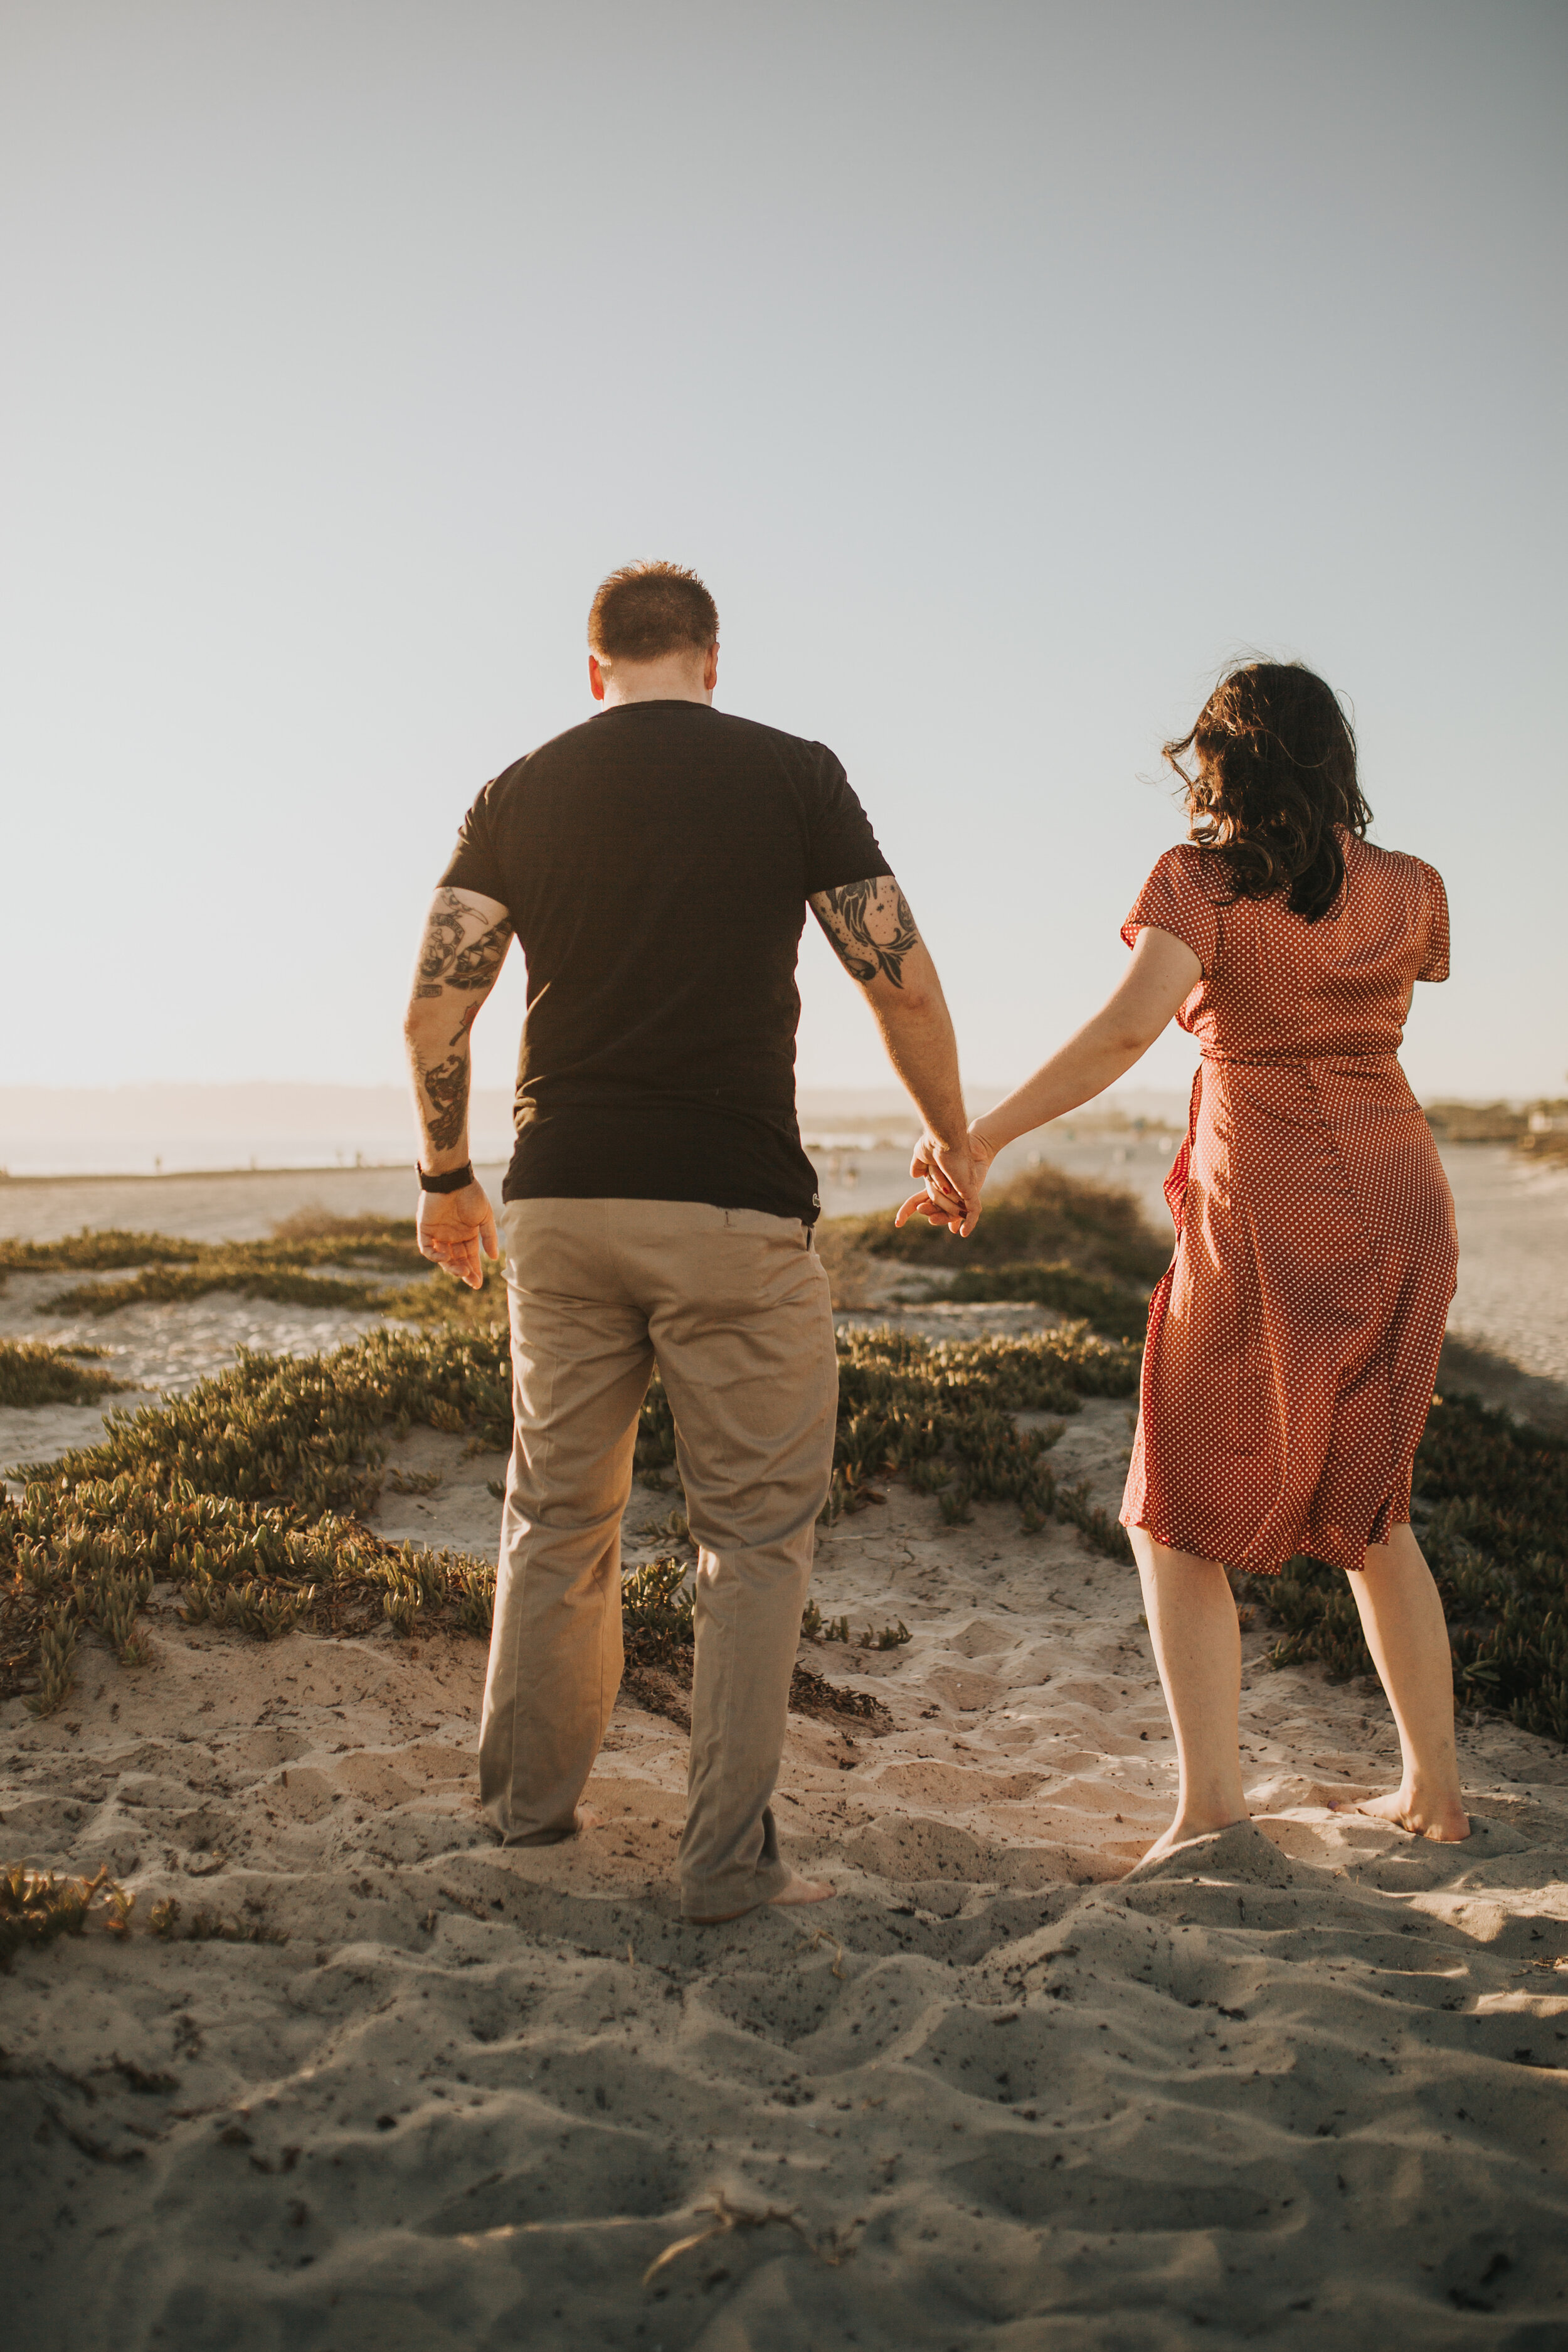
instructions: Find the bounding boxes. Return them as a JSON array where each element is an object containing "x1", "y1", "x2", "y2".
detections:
[
  {"x1": 1121, "y1": 846, "x2": 1222, "y2": 977},
  {"x1": 1416, "y1": 864, "x2": 1449, "y2": 983},
  {"x1": 802, "y1": 746, "x2": 887, "y2": 896},
  {"x1": 438, "y1": 780, "x2": 508, "y2": 904}
]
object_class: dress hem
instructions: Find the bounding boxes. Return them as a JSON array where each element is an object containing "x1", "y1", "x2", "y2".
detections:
[{"x1": 1120, "y1": 1512, "x2": 1412, "y2": 1578}]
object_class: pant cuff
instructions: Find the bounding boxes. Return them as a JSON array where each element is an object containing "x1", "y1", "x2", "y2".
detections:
[{"x1": 681, "y1": 1857, "x2": 793, "y2": 1920}]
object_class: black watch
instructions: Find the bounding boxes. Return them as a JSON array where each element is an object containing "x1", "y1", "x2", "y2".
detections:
[{"x1": 418, "y1": 1162, "x2": 474, "y2": 1194}]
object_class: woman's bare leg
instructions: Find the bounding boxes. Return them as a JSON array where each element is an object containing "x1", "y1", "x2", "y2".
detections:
[
  {"x1": 1344, "y1": 1523, "x2": 1469, "y2": 1840},
  {"x1": 1128, "y1": 1527, "x2": 1249, "y2": 1862}
]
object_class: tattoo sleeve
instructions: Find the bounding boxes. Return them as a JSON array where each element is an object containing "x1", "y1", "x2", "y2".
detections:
[
  {"x1": 406, "y1": 887, "x2": 512, "y2": 1164},
  {"x1": 808, "y1": 875, "x2": 921, "y2": 988},
  {"x1": 413, "y1": 888, "x2": 514, "y2": 999},
  {"x1": 411, "y1": 1050, "x2": 470, "y2": 1153}
]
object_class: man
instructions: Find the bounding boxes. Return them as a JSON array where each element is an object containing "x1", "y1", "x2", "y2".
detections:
[{"x1": 405, "y1": 561, "x2": 978, "y2": 1923}]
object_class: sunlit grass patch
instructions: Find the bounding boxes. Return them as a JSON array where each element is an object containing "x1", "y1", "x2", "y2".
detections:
[
  {"x1": 0, "y1": 1305, "x2": 1140, "y2": 1713},
  {"x1": 0, "y1": 1341, "x2": 134, "y2": 1410},
  {"x1": 824, "y1": 1162, "x2": 1173, "y2": 1287},
  {"x1": 916, "y1": 1260, "x2": 1153, "y2": 1342},
  {"x1": 0, "y1": 1862, "x2": 134, "y2": 1970},
  {"x1": 1239, "y1": 1392, "x2": 1568, "y2": 1742},
  {"x1": 0, "y1": 1214, "x2": 435, "y2": 1317},
  {"x1": 3, "y1": 1210, "x2": 1561, "y2": 1749},
  {"x1": 1, "y1": 1322, "x2": 515, "y2": 1708}
]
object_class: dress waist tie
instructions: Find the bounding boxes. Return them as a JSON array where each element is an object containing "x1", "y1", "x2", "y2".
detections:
[{"x1": 1164, "y1": 1051, "x2": 1404, "y2": 1231}]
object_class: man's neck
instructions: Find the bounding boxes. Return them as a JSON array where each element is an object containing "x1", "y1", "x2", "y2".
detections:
[{"x1": 597, "y1": 658, "x2": 713, "y2": 709}]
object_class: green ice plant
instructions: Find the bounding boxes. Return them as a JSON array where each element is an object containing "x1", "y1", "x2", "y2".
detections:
[{"x1": 6, "y1": 1224, "x2": 1557, "y2": 1739}]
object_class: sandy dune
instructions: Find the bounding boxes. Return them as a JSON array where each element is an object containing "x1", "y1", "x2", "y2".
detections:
[{"x1": 6, "y1": 1333, "x2": 1568, "y2": 2349}]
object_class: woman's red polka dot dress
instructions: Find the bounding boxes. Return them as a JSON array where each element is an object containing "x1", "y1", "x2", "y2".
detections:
[{"x1": 1119, "y1": 832, "x2": 1456, "y2": 1576}]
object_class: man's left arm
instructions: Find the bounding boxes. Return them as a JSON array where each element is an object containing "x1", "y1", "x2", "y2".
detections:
[{"x1": 404, "y1": 884, "x2": 513, "y2": 1288}]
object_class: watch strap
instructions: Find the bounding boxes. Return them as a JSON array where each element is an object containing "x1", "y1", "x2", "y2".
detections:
[{"x1": 418, "y1": 1161, "x2": 475, "y2": 1195}]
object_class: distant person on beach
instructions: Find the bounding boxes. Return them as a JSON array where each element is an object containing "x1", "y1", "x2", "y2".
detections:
[
  {"x1": 403, "y1": 561, "x2": 980, "y2": 1922},
  {"x1": 904, "y1": 660, "x2": 1470, "y2": 1858}
]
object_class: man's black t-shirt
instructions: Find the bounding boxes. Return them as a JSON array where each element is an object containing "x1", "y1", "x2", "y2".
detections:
[{"x1": 438, "y1": 701, "x2": 886, "y2": 1222}]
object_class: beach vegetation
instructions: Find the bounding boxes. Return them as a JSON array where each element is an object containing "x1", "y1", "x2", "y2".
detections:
[
  {"x1": 6, "y1": 1215, "x2": 1559, "y2": 1744},
  {"x1": 0, "y1": 1341, "x2": 132, "y2": 1409},
  {"x1": 1242, "y1": 1392, "x2": 1568, "y2": 1741},
  {"x1": 28, "y1": 1612, "x2": 79, "y2": 1715},
  {"x1": 0, "y1": 1295, "x2": 1137, "y2": 1719},
  {"x1": 615, "y1": 1554, "x2": 887, "y2": 1729},
  {"x1": 0, "y1": 1215, "x2": 434, "y2": 1318},
  {"x1": 823, "y1": 1162, "x2": 1172, "y2": 1287},
  {"x1": 916, "y1": 1260, "x2": 1153, "y2": 1340},
  {"x1": 0, "y1": 1862, "x2": 132, "y2": 1970},
  {"x1": 799, "y1": 1601, "x2": 910, "y2": 1649}
]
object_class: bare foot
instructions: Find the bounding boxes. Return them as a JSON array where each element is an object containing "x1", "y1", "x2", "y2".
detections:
[
  {"x1": 687, "y1": 1872, "x2": 834, "y2": 1926},
  {"x1": 1130, "y1": 1813, "x2": 1250, "y2": 1872},
  {"x1": 501, "y1": 1803, "x2": 600, "y2": 1849},
  {"x1": 1351, "y1": 1790, "x2": 1470, "y2": 1842},
  {"x1": 768, "y1": 1873, "x2": 834, "y2": 1910}
]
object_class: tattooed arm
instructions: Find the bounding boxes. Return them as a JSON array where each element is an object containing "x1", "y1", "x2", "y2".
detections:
[
  {"x1": 403, "y1": 885, "x2": 513, "y2": 1287},
  {"x1": 809, "y1": 875, "x2": 982, "y2": 1236}
]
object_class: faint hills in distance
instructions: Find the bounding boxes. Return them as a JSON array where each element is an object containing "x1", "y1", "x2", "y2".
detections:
[
  {"x1": 0, "y1": 1083, "x2": 504, "y2": 1179},
  {"x1": 4, "y1": 1079, "x2": 1197, "y2": 1179}
]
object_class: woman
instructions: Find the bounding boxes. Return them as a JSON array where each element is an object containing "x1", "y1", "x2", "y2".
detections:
[{"x1": 905, "y1": 660, "x2": 1469, "y2": 1857}]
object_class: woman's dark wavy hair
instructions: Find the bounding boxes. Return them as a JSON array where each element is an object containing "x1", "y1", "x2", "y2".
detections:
[{"x1": 1163, "y1": 660, "x2": 1371, "y2": 923}]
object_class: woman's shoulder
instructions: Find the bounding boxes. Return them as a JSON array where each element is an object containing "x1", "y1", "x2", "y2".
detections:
[
  {"x1": 1123, "y1": 841, "x2": 1227, "y2": 971},
  {"x1": 1141, "y1": 840, "x2": 1229, "y2": 896},
  {"x1": 1345, "y1": 834, "x2": 1446, "y2": 898}
]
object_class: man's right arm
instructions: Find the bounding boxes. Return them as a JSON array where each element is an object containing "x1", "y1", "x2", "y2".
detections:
[
  {"x1": 403, "y1": 884, "x2": 513, "y2": 1286},
  {"x1": 808, "y1": 876, "x2": 982, "y2": 1234}
]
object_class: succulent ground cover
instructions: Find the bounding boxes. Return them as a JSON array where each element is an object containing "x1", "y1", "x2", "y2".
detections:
[
  {"x1": 829, "y1": 1163, "x2": 1568, "y2": 1744},
  {"x1": 930, "y1": 1261, "x2": 1152, "y2": 1341},
  {"x1": 0, "y1": 1342, "x2": 132, "y2": 1411},
  {"x1": 0, "y1": 1212, "x2": 433, "y2": 1317},
  {"x1": 0, "y1": 1290, "x2": 1139, "y2": 1717},
  {"x1": 829, "y1": 1161, "x2": 1173, "y2": 1287},
  {"x1": 1244, "y1": 1393, "x2": 1568, "y2": 1742},
  {"x1": 3, "y1": 1180, "x2": 1563, "y2": 1749},
  {"x1": 824, "y1": 1162, "x2": 1167, "y2": 1338}
]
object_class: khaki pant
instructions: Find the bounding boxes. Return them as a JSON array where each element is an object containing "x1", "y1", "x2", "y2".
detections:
[{"x1": 478, "y1": 1197, "x2": 838, "y2": 1918}]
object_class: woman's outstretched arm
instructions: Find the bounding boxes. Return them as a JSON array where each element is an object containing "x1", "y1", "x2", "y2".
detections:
[
  {"x1": 975, "y1": 924, "x2": 1201, "y2": 1153},
  {"x1": 898, "y1": 924, "x2": 1200, "y2": 1229}
]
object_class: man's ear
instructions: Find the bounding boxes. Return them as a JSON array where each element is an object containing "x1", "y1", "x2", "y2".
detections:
[
  {"x1": 588, "y1": 653, "x2": 607, "y2": 703},
  {"x1": 702, "y1": 643, "x2": 719, "y2": 696}
]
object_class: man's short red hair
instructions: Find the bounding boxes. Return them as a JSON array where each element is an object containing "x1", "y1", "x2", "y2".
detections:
[{"x1": 588, "y1": 561, "x2": 719, "y2": 663}]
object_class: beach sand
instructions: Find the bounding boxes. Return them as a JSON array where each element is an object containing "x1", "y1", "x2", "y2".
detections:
[{"x1": 5, "y1": 1297, "x2": 1567, "y2": 2349}]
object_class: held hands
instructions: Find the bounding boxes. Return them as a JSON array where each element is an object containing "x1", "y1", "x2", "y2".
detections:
[
  {"x1": 416, "y1": 1180, "x2": 500, "y2": 1291},
  {"x1": 894, "y1": 1126, "x2": 995, "y2": 1239}
]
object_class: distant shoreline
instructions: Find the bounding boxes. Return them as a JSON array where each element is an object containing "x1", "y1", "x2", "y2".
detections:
[
  {"x1": 0, "y1": 1160, "x2": 506, "y2": 1190},
  {"x1": 0, "y1": 1130, "x2": 1527, "y2": 1190}
]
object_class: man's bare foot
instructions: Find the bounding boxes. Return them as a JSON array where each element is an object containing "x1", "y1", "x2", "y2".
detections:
[
  {"x1": 770, "y1": 1873, "x2": 833, "y2": 1910},
  {"x1": 500, "y1": 1803, "x2": 600, "y2": 1849},
  {"x1": 1130, "y1": 1813, "x2": 1250, "y2": 1872},
  {"x1": 1351, "y1": 1790, "x2": 1470, "y2": 1841},
  {"x1": 687, "y1": 1872, "x2": 834, "y2": 1926}
]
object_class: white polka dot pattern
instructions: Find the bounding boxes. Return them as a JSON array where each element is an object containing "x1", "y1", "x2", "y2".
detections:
[{"x1": 1118, "y1": 834, "x2": 1457, "y2": 1575}]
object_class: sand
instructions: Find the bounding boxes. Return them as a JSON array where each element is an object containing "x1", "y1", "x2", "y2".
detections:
[{"x1": 5, "y1": 1296, "x2": 1568, "y2": 2350}]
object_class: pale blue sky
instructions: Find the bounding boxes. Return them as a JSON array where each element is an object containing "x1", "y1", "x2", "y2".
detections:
[{"x1": 4, "y1": 1, "x2": 1564, "y2": 1108}]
